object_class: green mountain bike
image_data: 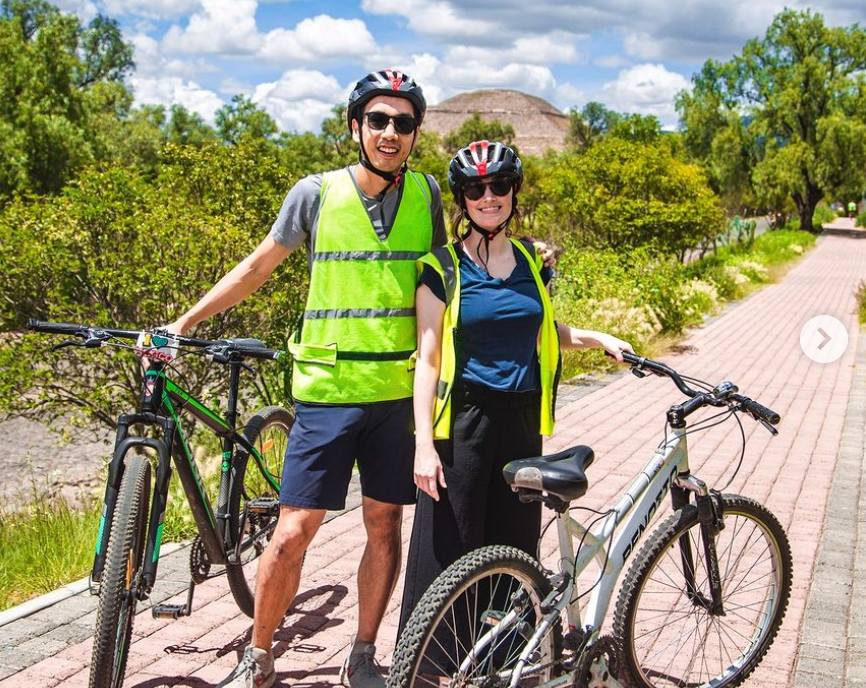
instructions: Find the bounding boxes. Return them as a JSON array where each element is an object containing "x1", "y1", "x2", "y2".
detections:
[{"x1": 28, "y1": 319, "x2": 292, "y2": 688}]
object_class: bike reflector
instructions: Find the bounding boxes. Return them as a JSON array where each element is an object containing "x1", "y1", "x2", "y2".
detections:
[{"x1": 135, "y1": 331, "x2": 179, "y2": 363}]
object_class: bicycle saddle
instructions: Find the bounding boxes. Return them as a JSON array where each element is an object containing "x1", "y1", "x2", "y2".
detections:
[{"x1": 502, "y1": 445, "x2": 594, "y2": 502}]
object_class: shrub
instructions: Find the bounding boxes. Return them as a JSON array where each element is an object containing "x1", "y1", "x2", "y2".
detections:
[
  {"x1": 812, "y1": 203, "x2": 837, "y2": 227},
  {"x1": 858, "y1": 210, "x2": 866, "y2": 228}
]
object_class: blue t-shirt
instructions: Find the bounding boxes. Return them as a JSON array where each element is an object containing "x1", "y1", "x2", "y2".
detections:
[{"x1": 420, "y1": 244, "x2": 552, "y2": 392}]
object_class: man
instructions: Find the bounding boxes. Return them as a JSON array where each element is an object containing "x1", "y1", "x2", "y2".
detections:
[
  {"x1": 849, "y1": 200, "x2": 858, "y2": 218},
  {"x1": 167, "y1": 69, "x2": 447, "y2": 688}
]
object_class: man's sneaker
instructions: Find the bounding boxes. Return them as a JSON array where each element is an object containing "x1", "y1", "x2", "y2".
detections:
[
  {"x1": 217, "y1": 646, "x2": 275, "y2": 688},
  {"x1": 340, "y1": 642, "x2": 385, "y2": 688}
]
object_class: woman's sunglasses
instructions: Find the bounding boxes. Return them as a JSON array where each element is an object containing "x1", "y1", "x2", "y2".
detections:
[
  {"x1": 364, "y1": 112, "x2": 417, "y2": 135},
  {"x1": 462, "y1": 178, "x2": 514, "y2": 201}
]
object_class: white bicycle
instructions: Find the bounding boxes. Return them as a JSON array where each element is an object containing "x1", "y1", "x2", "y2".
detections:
[{"x1": 389, "y1": 352, "x2": 792, "y2": 688}]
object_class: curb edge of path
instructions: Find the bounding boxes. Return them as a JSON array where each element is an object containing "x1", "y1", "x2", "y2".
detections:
[{"x1": 792, "y1": 325, "x2": 865, "y2": 687}]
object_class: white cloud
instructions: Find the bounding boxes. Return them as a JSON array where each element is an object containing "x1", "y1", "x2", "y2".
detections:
[
  {"x1": 130, "y1": 33, "x2": 214, "y2": 80},
  {"x1": 131, "y1": 76, "x2": 224, "y2": 122},
  {"x1": 361, "y1": 0, "x2": 496, "y2": 39},
  {"x1": 445, "y1": 32, "x2": 582, "y2": 67},
  {"x1": 260, "y1": 15, "x2": 376, "y2": 62},
  {"x1": 599, "y1": 63, "x2": 690, "y2": 126},
  {"x1": 593, "y1": 54, "x2": 632, "y2": 69},
  {"x1": 162, "y1": 0, "x2": 261, "y2": 55},
  {"x1": 252, "y1": 69, "x2": 346, "y2": 132},
  {"x1": 102, "y1": 0, "x2": 200, "y2": 20},
  {"x1": 555, "y1": 82, "x2": 585, "y2": 109},
  {"x1": 53, "y1": 0, "x2": 98, "y2": 21}
]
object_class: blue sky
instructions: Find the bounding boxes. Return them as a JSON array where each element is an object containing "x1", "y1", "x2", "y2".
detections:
[{"x1": 55, "y1": 0, "x2": 866, "y2": 132}]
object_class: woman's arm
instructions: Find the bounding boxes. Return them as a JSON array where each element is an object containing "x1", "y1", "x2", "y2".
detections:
[
  {"x1": 414, "y1": 283, "x2": 448, "y2": 501},
  {"x1": 167, "y1": 236, "x2": 291, "y2": 335},
  {"x1": 557, "y1": 323, "x2": 634, "y2": 362}
]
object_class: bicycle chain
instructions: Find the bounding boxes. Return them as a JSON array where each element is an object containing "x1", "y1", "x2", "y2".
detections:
[
  {"x1": 573, "y1": 635, "x2": 624, "y2": 688},
  {"x1": 189, "y1": 536, "x2": 211, "y2": 584}
]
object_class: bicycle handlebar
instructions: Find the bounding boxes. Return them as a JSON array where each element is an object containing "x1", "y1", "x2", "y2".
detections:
[
  {"x1": 27, "y1": 319, "x2": 282, "y2": 362},
  {"x1": 28, "y1": 319, "x2": 140, "y2": 340},
  {"x1": 621, "y1": 351, "x2": 781, "y2": 426}
]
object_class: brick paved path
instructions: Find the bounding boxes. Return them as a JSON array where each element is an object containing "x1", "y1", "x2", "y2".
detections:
[{"x1": 3, "y1": 234, "x2": 865, "y2": 687}]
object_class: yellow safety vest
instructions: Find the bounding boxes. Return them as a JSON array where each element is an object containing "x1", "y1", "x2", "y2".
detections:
[
  {"x1": 417, "y1": 238, "x2": 561, "y2": 439},
  {"x1": 289, "y1": 168, "x2": 433, "y2": 403}
]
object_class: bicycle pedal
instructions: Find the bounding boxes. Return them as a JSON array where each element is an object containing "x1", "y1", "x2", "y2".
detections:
[
  {"x1": 246, "y1": 497, "x2": 279, "y2": 514},
  {"x1": 151, "y1": 603, "x2": 190, "y2": 620}
]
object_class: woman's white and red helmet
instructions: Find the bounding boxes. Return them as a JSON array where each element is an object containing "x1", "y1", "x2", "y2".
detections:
[{"x1": 448, "y1": 140, "x2": 524, "y2": 200}]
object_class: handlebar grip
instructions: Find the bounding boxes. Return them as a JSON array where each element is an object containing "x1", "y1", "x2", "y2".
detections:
[
  {"x1": 742, "y1": 399, "x2": 781, "y2": 425},
  {"x1": 27, "y1": 319, "x2": 85, "y2": 335},
  {"x1": 238, "y1": 347, "x2": 282, "y2": 361}
]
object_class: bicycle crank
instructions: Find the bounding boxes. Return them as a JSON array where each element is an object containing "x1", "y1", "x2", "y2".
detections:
[{"x1": 573, "y1": 635, "x2": 623, "y2": 688}]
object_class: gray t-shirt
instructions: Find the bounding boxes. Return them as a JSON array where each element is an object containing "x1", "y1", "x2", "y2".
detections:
[{"x1": 269, "y1": 166, "x2": 447, "y2": 262}]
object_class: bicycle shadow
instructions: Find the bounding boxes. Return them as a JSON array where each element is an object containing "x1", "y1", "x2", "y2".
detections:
[{"x1": 131, "y1": 583, "x2": 349, "y2": 687}]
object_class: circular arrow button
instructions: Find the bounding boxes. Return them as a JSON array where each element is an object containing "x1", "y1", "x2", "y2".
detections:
[{"x1": 799, "y1": 315, "x2": 849, "y2": 364}]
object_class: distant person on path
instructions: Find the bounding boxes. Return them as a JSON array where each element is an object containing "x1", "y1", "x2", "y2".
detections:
[
  {"x1": 398, "y1": 141, "x2": 633, "y2": 637},
  {"x1": 166, "y1": 69, "x2": 444, "y2": 688},
  {"x1": 848, "y1": 200, "x2": 858, "y2": 218}
]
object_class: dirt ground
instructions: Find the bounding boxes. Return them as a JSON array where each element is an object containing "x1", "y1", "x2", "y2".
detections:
[{"x1": 0, "y1": 417, "x2": 113, "y2": 510}]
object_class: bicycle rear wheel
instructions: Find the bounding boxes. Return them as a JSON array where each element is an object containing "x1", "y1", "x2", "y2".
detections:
[
  {"x1": 226, "y1": 405, "x2": 291, "y2": 617},
  {"x1": 388, "y1": 545, "x2": 561, "y2": 688},
  {"x1": 613, "y1": 494, "x2": 792, "y2": 688},
  {"x1": 89, "y1": 454, "x2": 151, "y2": 688}
]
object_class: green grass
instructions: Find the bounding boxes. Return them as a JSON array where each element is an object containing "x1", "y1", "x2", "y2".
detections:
[
  {"x1": 0, "y1": 441, "x2": 224, "y2": 612},
  {"x1": 857, "y1": 281, "x2": 866, "y2": 326},
  {"x1": 0, "y1": 492, "x2": 101, "y2": 611}
]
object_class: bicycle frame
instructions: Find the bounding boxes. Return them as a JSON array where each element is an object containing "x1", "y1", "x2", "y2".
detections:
[
  {"x1": 554, "y1": 426, "x2": 691, "y2": 636},
  {"x1": 90, "y1": 362, "x2": 279, "y2": 597},
  {"x1": 474, "y1": 427, "x2": 697, "y2": 688}
]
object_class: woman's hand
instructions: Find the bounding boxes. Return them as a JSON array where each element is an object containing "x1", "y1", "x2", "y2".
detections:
[
  {"x1": 533, "y1": 240, "x2": 557, "y2": 269},
  {"x1": 593, "y1": 333, "x2": 635, "y2": 363},
  {"x1": 414, "y1": 442, "x2": 447, "y2": 501}
]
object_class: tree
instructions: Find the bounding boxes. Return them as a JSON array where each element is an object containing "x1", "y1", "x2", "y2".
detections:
[
  {"x1": 320, "y1": 105, "x2": 352, "y2": 159},
  {"x1": 567, "y1": 101, "x2": 621, "y2": 147},
  {"x1": 608, "y1": 114, "x2": 663, "y2": 143},
  {"x1": 677, "y1": 9, "x2": 866, "y2": 231},
  {"x1": 0, "y1": 0, "x2": 135, "y2": 200},
  {"x1": 0, "y1": 141, "x2": 305, "y2": 430},
  {"x1": 443, "y1": 114, "x2": 515, "y2": 154},
  {"x1": 538, "y1": 138, "x2": 725, "y2": 260},
  {"x1": 215, "y1": 95, "x2": 278, "y2": 145},
  {"x1": 76, "y1": 15, "x2": 133, "y2": 87},
  {"x1": 165, "y1": 104, "x2": 216, "y2": 146}
]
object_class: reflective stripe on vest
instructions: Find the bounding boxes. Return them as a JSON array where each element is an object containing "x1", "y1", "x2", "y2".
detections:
[
  {"x1": 418, "y1": 238, "x2": 561, "y2": 439},
  {"x1": 289, "y1": 168, "x2": 433, "y2": 404}
]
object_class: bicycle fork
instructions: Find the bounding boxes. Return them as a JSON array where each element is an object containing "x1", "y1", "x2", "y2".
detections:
[
  {"x1": 673, "y1": 474, "x2": 726, "y2": 616},
  {"x1": 90, "y1": 412, "x2": 176, "y2": 594}
]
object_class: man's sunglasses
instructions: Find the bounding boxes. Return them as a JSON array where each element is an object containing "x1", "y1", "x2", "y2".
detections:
[
  {"x1": 364, "y1": 112, "x2": 417, "y2": 135},
  {"x1": 462, "y1": 177, "x2": 514, "y2": 201}
]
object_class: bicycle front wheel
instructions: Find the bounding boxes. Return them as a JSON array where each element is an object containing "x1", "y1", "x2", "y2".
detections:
[
  {"x1": 388, "y1": 545, "x2": 561, "y2": 688},
  {"x1": 613, "y1": 494, "x2": 792, "y2": 688},
  {"x1": 226, "y1": 405, "x2": 291, "y2": 617},
  {"x1": 89, "y1": 454, "x2": 151, "y2": 688}
]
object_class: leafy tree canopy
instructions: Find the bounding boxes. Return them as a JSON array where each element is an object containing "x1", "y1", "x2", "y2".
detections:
[
  {"x1": 215, "y1": 94, "x2": 279, "y2": 145},
  {"x1": 443, "y1": 113, "x2": 516, "y2": 154},
  {"x1": 677, "y1": 9, "x2": 866, "y2": 229}
]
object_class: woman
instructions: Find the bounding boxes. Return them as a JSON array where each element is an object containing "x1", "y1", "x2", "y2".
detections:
[{"x1": 399, "y1": 140, "x2": 633, "y2": 630}]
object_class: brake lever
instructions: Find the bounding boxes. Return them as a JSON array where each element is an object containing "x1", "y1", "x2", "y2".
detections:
[
  {"x1": 51, "y1": 339, "x2": 82, "y2": 352},
  {"x1": 759, "y1": 419, "x2": 779, "y2": 435}
]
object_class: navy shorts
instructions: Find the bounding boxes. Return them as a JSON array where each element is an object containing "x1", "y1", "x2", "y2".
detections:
[{"x1": 279, "y1": 398, "x2": 417, "y2": 511}]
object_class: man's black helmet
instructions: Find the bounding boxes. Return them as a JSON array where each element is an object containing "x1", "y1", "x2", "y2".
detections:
[
  {"x1": 448, "y1": 140, "x2": 524, "y2": 197},
  {"x1": 346, "y1": 69, "x2": 426, "y2": 132}
]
